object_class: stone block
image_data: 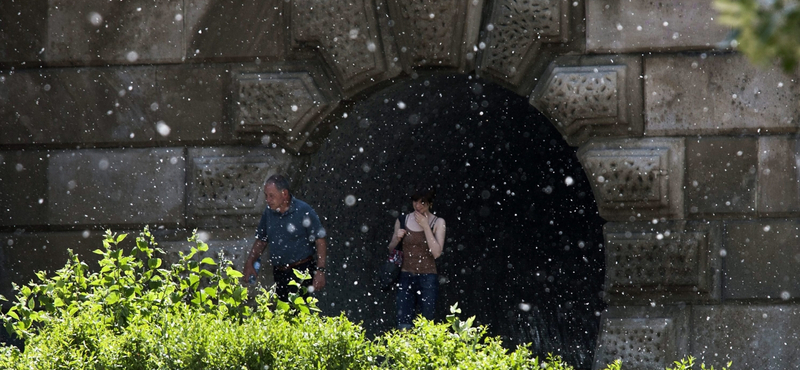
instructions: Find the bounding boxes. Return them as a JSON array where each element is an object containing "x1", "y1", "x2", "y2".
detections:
[
  {"x1": 481, "y1": 0, "x2": 574, "y2": 87},
  {"x1": 0, "y1": 0, "x2": 48, "y2": 63},
  {"x1": 186, "y1": 147, "x2": 293, "y2": 228},
  {"x1": 156, "y1": 64, "x2": 231, "y2": 142},
  {"x1": 685, "y1": 137, "x2": 757, "y2": 217},
  {"x1": 724, "y1": 220, "x2": 800, "y2": 300},
  {"x1": 184, "y1": 0, "x2": 285, "y2": 61},
  {"x1": 45, "y1": 0, "x2": 184, "y2": 65},
  {"x1": 603, "y1": 221, "x2": 721, "y2": 304},
  {"x1": 0, "y1": 151, "x2": 48, "y2": 226},
  {"x1": 386, "y1": 0, "x2": 482, "y2": 72},
  {"x1": 645, "y1": 54, "x2": 800, "y2": 136},
  {"x1": 692, "y1": 305, "x2": 800, "y2": 370},
  {"x1": 0, "y1": 66, "x2": 160, "y2": 145},
  {"x1": 231, "y1": 65, "x2": 340, "y2": 152},
  {"x1": 577, "y1": 138, "x2": 684, "y2": 221},
  {"x1": 0, "y1": 230, "x2": 136, "y2": 309},
  {"x1": 594, "y1": 305, "x2": 690, "y2": 370},
  {"x1": 290, "y1": 0, "x2": 398, "y2": 94},
  {"x1": 586, "y1": 0, "x2": 731, "y2": 53},
  {"x1": 531, "y1": 54, "x2": 644, "y2": 146},
  {"x1": 47, "y1": 148, "x2": 186, "y2": 226},
  {"x1": 757, "y1": 136, "x2": 800, "y2": 215}
]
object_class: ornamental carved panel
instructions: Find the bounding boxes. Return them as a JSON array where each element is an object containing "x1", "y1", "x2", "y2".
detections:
[
  {"x1": 603, "y1": 223, "x2": 719, "y2": 303},
  {"x1": 233, "y1": 71, "x2": 332, "y2": 152},
  {"x1": 530, "y1": 55, "x2": 644, "y2": 146},
  {"x1": 291, "y1": 0, "x2": 388, "y2": 92},
  {"x1": 386, "y1": 0, "x2": 482, "y2": 70},
  {"x1": 188, "y1": 151, "x2": 289, "y2": 218},
  {"x1": 482, "y1": 0, "x2": 570, "y2": 86},
  {"x1": 595, "y1": 318, "x2": 674, "y2": 370},
  {"x1": 577, "y1": 138, "x2": 684, "y2": 221}
]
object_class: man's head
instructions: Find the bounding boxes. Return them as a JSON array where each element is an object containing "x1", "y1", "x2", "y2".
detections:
[{"x1": 264, "y1": 174, "x2": 291, "y2": 211}]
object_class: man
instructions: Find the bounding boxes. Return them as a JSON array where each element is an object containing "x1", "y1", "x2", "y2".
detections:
[{"x1": 243, "y1": 174, "x2": 327, "y2": 299}]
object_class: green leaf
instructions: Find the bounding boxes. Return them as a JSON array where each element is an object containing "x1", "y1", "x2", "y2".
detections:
[
  {"x1": 197, "y1": 241, "x2": 209, "y2": 252},
  {"x1": 116, "y1": 233, "x2": 127, "y2": 243},
  {"x1": 148, "y1": 258, "x2": 162, "y2": 269},
  {"x1": 226, "y1": 268, "x2": 243, "y2": 279},
  {"x1": 106, "y1": 292, "x2": 120, "y2": 305},
  {"x1": 200, "y1": 257, "x2": 217, "y2": 266}
]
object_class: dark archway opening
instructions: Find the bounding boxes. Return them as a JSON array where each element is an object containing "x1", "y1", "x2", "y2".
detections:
[{"x1": 297, "y1": 73, "x2": 605, "y2": 369}]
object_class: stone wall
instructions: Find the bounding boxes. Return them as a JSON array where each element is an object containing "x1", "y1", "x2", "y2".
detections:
[{"x1": 2, "y1": 1, "x2": 800, "y2": 369}]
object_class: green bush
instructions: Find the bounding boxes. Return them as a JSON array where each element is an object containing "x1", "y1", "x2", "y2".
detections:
[{"x1": 0, "y1": 228, "x2": 727, "y2": 370}]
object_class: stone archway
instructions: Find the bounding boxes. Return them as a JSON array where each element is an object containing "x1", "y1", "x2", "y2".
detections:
[
  {"x1": 2, "y1": 1, "x2": 800, "y2": 369},
  {"x1": 294, "y1": 72, "x2": 606, "y2": 367}
]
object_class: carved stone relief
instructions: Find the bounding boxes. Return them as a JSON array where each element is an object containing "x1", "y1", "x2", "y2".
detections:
[
  {"x1": 603, "y1": 222, "x2": 720, "y2": 303},
  {"x1": 530, "y1": 55, "x2": 644, "y2": 146},
  {"x1": 595, "y1": 318, "x2": 674, "y2": 370},
  {"x1": 291, "y1": 0, "x2": 389, "y2": 92},
  {"x1": 482, "y1": 0, "x2": 570, "y2": 86},
  {"x1": 233, "y1": 71, "x2": 334, "y2": 152},
  {"x1": 386, "y1": 0, "x2": 482, "y2": 71},
  {"x1": 187, "y1": 148, "x2": 291, "y2": 226},
  {"x1": 577, "y1": 138, "x2": 684, "y2": 221}
]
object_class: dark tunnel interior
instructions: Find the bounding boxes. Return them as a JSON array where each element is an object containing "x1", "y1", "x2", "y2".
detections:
[{"x1": 297, "y1": 72, "x2": 606, "y2": 368}]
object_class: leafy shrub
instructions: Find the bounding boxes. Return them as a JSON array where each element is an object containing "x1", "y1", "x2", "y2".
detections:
[{"x1": 0, "y1": 227, "x2": 727, "y2": 370}]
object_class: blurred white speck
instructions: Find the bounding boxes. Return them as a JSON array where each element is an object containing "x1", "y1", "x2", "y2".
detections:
[
  {"x1": 663, "y1": 21, "x2": 669, "y2": 27},
  {"x1": 106, "y1": 110, "x2": 113, "y2": 115},
  {"x1": 126, "y1": 51, "x2": 139, "y2": 62},
  {"x1": 98, "y1": 158, "x2": 110, "y2": 170},
  {"x1": 564, "y1": 176, "x2": 574, "y2": 186},
  {"x1": 88, "y1": 11, "x2": 103, "y2": 26},
  {"x1": 360, "y1": 224, "x2": 369, "y2": 233},
  {"x1": 781, "y1": 291, "x2": 791, "y2": 300},
  {"x1": 156, "y1": 121, "x2": 171, "y2": 136},
  {"x1": 38, "y1": 198, "x2": 44, "y2": 204},
  {"x1": 778, "y1": 82, "x2": 784, "y2": 88},
  {"x1": 261, "y1": 135, "x2": 271, "y2": 145},
  {"x1": 720, "y1": 248, "x2": 727, "y2": 257},
  {"x1": 342, "y1": 113, "x2": 348, "y2": 118},
  {"x1": 43, "y1": 84, "x2": 51, "y2": 91},
  {"x1": 764, "y1": 225, "x2": 771, "y2": 232},
  {"x1": 345, "y1": 195, "x2": 357, "y2": 207},
  {"x1": 478, "y1": 42, "x2": 486, "y2": 50},
  {"x1": 616, "y1": 23, "x2": 623, "y2": 31},
  {"x1": 397, "y1": 101, "x2": 407, "y2": 109},
  {"x1": 286, "y1": 223, "x2": 297, "y2": 233},
  {"x1": 353, "y1": 281, "x2": 359, "y2": 285},
  {"x1": 486, "y1": 23, "x2": 494, "y2": 31},
  {"x1": 6, "y1": 239, "x2": 12, "y2": 246},
  {"x1": 67, "y1": 180, "x2": 77, "y2": 190},
  {"x1": 129, "y1": 133, "x2": 135, "y2": 139},
  {"x1": 428, "y1": 13, "x2": 435, "y2": 19},
  {"x1": 170, "y1": 157, "x2": 179, "y2": 165},
  {"x1": 656, "y1": 233, "x2": 664, "y2": 240},
  {"x1": 597, "y1": 175, "x2": 605, "y2": 183},
  {"x1": 150, "y1": 102, "x2": 159, "y2": 111},
  {"x1": 362, "y1": 163, "x2": 371, "y2": 173},
  {"x1": 196, "y1": 231, "x2": 211, "y2": 242},
  {"x1": 349, "y1": 29, "x2": 359, "y2": 39},
  {"x1": 543, "y1": 186, "x2": 553, "y2": 194},
  {"x1": 82, "y1": 230, "x2": 91, "y2": 238},
  {"x1": 307, "y1": 286, "x2": 315, "y2": 293},
  {"x1": 366, "y1": 41, "x2": 376, "y2": 52},
  {"x1": 174, "y1": 13, "x2": 183, "y2": 21},
  {"x1": 15, "y1": 163, "x2": 25, "y2": 172},
  {"x1": 291, "y1": 105, "x2": 298, "y2": 112},
  {"x1": 519, "y1": 303, "x2": 531, "y2": 311}
]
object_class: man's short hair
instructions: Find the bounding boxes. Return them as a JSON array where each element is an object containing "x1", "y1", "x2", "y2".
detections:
[{"x1": 265, "y1": 174, "x2": 291, "y2": 192}]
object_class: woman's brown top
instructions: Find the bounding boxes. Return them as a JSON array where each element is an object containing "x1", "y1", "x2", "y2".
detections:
[{"x1": 401, "y1": 227, "x2": 437, "y2": 274}]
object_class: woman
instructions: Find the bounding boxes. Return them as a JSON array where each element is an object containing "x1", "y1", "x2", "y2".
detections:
[{"x1": 386, "y1": 187, "x2": 446, "y2": 329}]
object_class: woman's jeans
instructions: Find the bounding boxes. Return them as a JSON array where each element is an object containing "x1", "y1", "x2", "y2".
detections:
[{"x1": 396, "y1": 272, "x2": 438, "y2": 329}]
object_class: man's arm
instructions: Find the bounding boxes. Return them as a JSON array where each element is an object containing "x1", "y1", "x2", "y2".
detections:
[
  {"x1": 242, "y1": 239, "x2": 268, "y2": 283},
  {"x1": 312, "y1": 237, "x2": 327, "y2": 291}
]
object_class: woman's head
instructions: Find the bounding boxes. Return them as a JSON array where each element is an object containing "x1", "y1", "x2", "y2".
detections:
[{"x1": 411, "y1": 187, "x2": 436, "y2": 213}]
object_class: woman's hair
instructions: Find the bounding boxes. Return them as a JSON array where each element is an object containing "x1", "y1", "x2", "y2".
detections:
[{"x1": 410, "y1": 187, "x2": 436, "y2": 204}]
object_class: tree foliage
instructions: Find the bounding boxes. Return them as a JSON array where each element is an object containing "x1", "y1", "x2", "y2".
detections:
[{"x1": 714, "y1": 0, "x2": 800, "y2": 72}]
